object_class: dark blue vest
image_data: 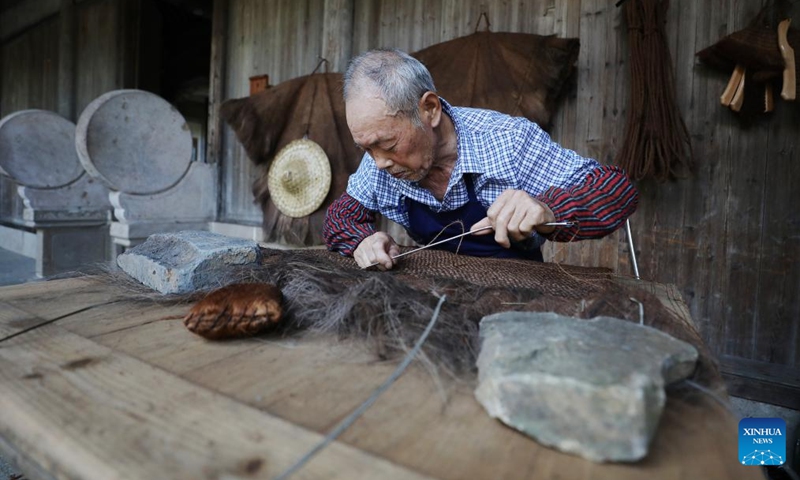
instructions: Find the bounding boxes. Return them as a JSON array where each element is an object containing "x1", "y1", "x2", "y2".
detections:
[{"x1": 404, "y1": 175, "x2": 543, "y2": 261}]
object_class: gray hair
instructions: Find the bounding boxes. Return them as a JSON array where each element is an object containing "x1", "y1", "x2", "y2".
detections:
[{"x1": 343, "y1": 48, "x2": 436, "y2": 126}]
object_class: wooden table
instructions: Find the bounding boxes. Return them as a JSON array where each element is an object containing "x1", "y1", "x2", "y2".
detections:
[{"x1": 0, "y1": 277, "x2": 761, "y2": 480}]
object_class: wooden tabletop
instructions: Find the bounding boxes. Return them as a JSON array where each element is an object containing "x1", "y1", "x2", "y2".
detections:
[{"x1": 0, "y1": 277, "x2": 761, "y2": 480}]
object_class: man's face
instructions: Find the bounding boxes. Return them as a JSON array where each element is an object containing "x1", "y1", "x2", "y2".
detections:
[{"x1": 346, "y1": 92, "x2": 436, "y2": 183}]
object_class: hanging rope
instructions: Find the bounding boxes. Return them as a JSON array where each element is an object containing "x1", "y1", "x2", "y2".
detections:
[
  {"x1": 474, "y1": 11, "x2": 491, "y2": 32},
  {"x1": 301, "y1": 58, "x2": 329, "y2": 137},
  {"x1": 615, "y1": 0, "x2": 693, "y2": 182}
]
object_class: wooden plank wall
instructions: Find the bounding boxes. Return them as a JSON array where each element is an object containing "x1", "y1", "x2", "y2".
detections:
[
  {"x1": 220, "y1": 0, "x2": 327, "y2": 223},
  {"x1": 0, "y1": 0, "x2": 137, "y2": 222},
  {"x1": 0, "y1": 15, "x2": 61, "y2": 221},
  {"x1": 219, "y1": 0, "x2": 799, "y2": 379}
]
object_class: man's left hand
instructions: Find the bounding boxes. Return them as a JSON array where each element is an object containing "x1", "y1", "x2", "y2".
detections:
[{"x1": 471, "y1": 189, "x2": 556, "y2": 248}]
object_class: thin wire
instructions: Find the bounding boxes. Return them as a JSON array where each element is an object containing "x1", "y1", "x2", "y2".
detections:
[
  {"x1": 272, "y1": 293, "x2": 448, "y2": 480},
  {"x1": 0, "y1": 300, "x2": 122, "y2": 344},
  {"x1": 679, "y1": 379, "x2": 735, "y2": 413}
]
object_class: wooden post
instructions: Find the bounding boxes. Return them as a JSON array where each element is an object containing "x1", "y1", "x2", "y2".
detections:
[
  {"x1": 321, "y1": 0, "x2": 354, "y2": 72},
  {"x1": 206, "y1": 0, "x2": 228, "y2": 165},
  {"x1": 116, "y1": 0, "x2": 141, "y2": 90},
  {"x1": 57, "y1": 0, "x2": 76, "y2": 121}
]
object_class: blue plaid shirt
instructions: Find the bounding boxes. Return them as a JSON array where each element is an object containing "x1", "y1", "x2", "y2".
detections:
[{"x1": 346, "y1": 99, "x2": 600, "y2": 247}]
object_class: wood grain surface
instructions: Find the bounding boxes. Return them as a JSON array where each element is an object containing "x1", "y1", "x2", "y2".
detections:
[{"x1": 0, "y1": 277, "x2": 763, "y2": 480}]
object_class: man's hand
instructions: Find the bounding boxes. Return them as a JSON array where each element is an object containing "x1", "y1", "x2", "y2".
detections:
[
  {"x1": 354, "y1": 232, "x2": 401, "y2": 270},
  {"x1": 471, "y1": 189, "x2": 556, "y2": 248}
]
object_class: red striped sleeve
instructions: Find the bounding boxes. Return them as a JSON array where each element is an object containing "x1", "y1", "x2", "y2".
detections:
[
  {"x1": 323, "y1": 192, "x2": 377, "y2": 256},
  {"x1": 536, "y1": 165, "x2": 639, "y2": 242}
]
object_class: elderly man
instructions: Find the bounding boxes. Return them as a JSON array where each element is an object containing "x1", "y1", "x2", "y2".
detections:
[{"x1": 323, "y1": 48, "x2": 639, "y2": 270}]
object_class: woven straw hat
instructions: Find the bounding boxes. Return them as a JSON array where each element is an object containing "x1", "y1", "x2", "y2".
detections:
[{"x1": 267, "y1": 139, "x2": 332, "y2": 218}]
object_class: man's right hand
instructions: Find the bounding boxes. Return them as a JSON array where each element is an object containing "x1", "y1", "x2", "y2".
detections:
[{"x1": 354, "y1": 232, "x2": 400, "y2": 270}]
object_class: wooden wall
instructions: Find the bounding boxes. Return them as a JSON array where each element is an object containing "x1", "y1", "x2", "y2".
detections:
[
  {"x1": 0, "y1": 0, "x2": 138, "y2": 223},
  {"x1": 0, "y1": 14, "x2": 61, "y2": 221},
  {"x1": 216, "y1": 0, "x2": 799, "y2": 404}
]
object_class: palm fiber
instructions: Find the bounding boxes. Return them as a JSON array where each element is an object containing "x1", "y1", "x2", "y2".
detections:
[
  {"x1": 615, "y1": 0, "x2": 693, "y2": 182},
  {"x1": 178, "y1": 247, "x2": 722, "y2": 391},
  {"x1": 412, "y1": 31, "x2": 580, "y2": 130}
]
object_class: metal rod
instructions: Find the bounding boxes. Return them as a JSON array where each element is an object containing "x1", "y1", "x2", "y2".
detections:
[{"x1": 625, "y1": 219, "x2": 641, "y2": 280}]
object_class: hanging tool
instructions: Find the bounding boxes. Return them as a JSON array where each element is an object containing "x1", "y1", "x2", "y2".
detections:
[
  {"x1": 364, "y1": 221, "x2": 579, "y2": 269},
  {"x1": 778, "y1": 19, "x2": 796, "y2": 101}
]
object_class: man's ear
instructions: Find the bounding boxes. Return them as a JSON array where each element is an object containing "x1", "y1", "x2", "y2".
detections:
[{"x1": 419, "y1": 91, "x2": 441, "y2": 128}]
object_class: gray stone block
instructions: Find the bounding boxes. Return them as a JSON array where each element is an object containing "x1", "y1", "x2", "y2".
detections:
[
  {"x1": 116, "y1": 231, "x2": 261, "y2": 294},
  {"x1": 475, "y1": 312, "x2": 699, "y2": 463}
]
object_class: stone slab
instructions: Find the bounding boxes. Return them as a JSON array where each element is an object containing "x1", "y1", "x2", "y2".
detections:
[
  {"x1": 0, "y1": 224, "x2": 36, "y2": 258},
  {"x1": 116, "y1": 231, "x2": 261, "y2": 294},
  {"x1": 475, "y1": 312, "x2": 699, "y2": 463},
  {"x1": 76, "y1": 90, "x2": 192, "y2": 195},
  {"x1": 0, "y1": 110, "x2": 84, "y2": 188}
]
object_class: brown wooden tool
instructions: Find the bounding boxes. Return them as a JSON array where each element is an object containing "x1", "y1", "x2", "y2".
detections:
[
  {"x1": 778, "y1": 19, "x2": 796, "y2": 101},
  {"x1": 765, "y1": 83, "x2": 774, "y2": 112},
  {"x1": 730, "y1": 66, "x2": 747, "y2": 112},
  {"x1": 721, "y1": 64, "x2": 746, "y2": 107}
]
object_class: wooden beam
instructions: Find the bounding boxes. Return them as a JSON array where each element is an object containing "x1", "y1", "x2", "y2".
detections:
[
  {"x1": 115, "y1": 0, "x2": 141, "y2": 89},
  {"x1": 0, "y1": 0, "x2": 60, "y2": 42},
  {"x1": 321, "y1": 0, "x2": 354, "y2": 72},
  {"x1": 206, "y1": 0, "x2": 227, "y2": 165},
  {"x1": 57, "y1": 0, "x2": 76, "y2": 120},
  {"x1": 720, "y1": 355, "x2": 800, "y2": 410}
]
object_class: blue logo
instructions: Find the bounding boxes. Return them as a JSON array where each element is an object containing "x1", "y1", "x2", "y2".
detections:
[{"x1": 739, "y1": 417, "x2": 786, "y2": 466}]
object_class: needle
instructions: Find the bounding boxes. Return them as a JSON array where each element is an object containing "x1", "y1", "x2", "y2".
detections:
[{"x1": 363, "y1": 221, "x2": 578, "y2": 269}]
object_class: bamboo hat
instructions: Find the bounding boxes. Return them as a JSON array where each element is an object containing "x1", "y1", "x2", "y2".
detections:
[{"x1": 267, "y1": 138, "x2": 332, "y2": 218}]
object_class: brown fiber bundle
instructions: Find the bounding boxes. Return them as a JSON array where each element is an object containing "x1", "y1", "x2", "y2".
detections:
[
  {"x1": 412, "y1": 30, "x2": 579, "y2": 130},
  {"x1": 183, "y1": 283, "x2": 283, "y2": 340},
  {"x1": 616, "y1": 0, "x2": 693, "y2": 182},
  {"x1": 186, "y1": 248, "x2": 720, "y2": 388}
]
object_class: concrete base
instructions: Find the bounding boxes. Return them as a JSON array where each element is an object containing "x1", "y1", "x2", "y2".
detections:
[
  {"x1": 208, "y1": 221, "x2": 265, "y2": 242},
  {"x1": 36, "y1": 225, "x2": 110, "y2": 277},
  {"x1": 0, "y1": 223, "x2": 36, "y2": 258},
  {"x1": 0, "y1": 222, "x2": 110, "y2": 277}
]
